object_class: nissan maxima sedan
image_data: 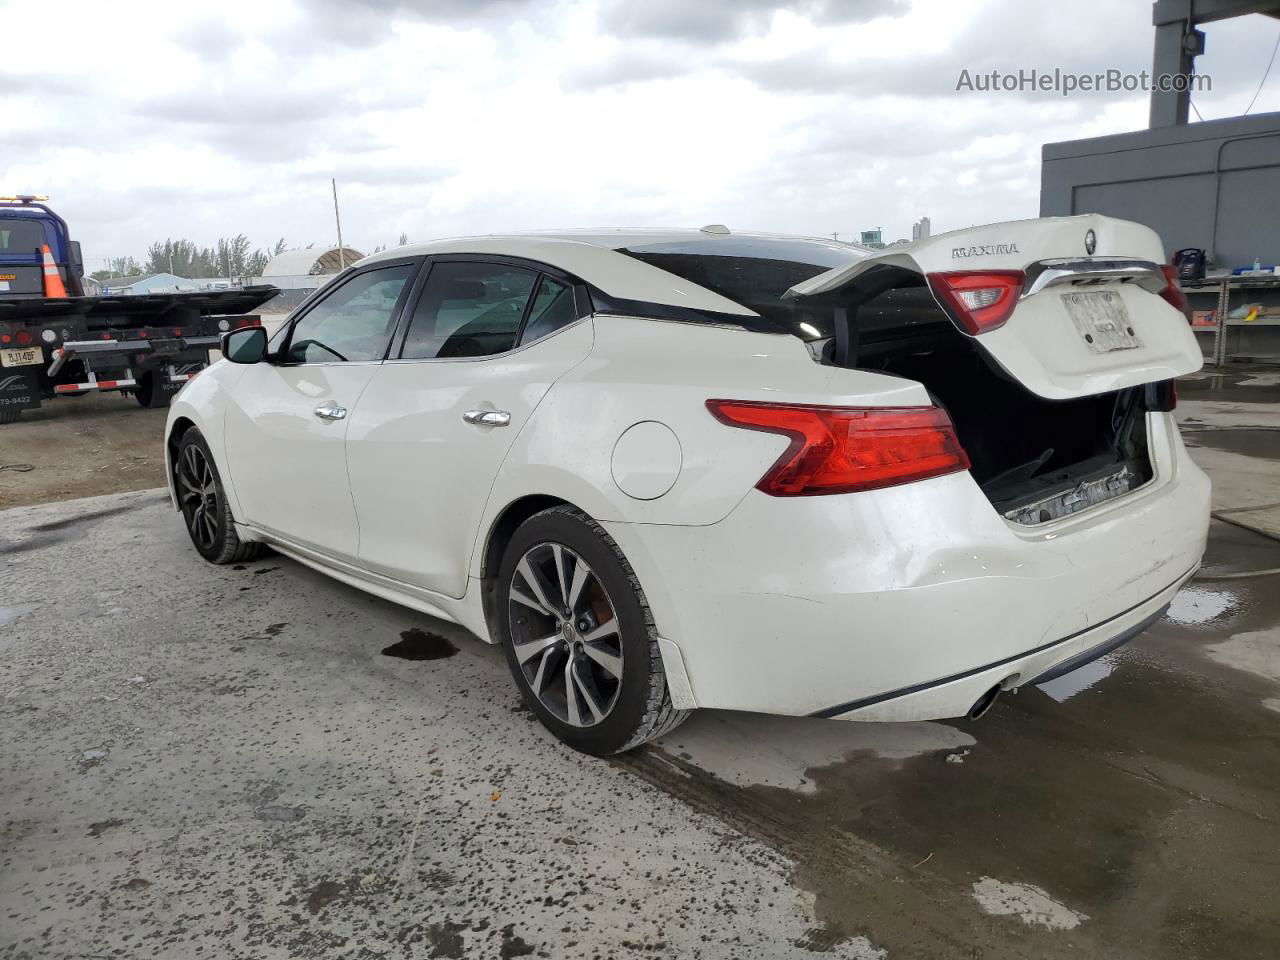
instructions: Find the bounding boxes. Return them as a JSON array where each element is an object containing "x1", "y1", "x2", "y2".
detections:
[{"x1": 166, "y1": 217, "x2": 1209, "y2": 755}]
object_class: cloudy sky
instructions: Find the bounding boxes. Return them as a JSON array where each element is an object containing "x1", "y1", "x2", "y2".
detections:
[{"x1": 3, "y1": 0, "x2": 1279, "y2": 269}]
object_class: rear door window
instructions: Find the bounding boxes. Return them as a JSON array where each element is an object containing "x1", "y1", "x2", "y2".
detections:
[{"x1": 400, "y1": 262, "x2": 538, "y2": 359}]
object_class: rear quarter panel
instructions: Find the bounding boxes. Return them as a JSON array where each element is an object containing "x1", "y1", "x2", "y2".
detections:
[{"x1": 469, "y1": 314, "x2": 929, "y2": 576}]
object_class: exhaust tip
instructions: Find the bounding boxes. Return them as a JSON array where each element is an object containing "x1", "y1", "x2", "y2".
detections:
[{"x1": 967, "y1": 684, "x2": 1002, "y2": 720}]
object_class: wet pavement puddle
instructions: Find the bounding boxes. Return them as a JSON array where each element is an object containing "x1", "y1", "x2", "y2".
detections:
[
  {"x1": 1178, "y1": 370, "x2": 1280, "y2": 404},
  {"x1": 381, "y1": 627, "x2": 459, "y2": 661},
  {"x1": 1034, "y1": 654, "x2": 1115, "y2": 702},
  {"x1": 623, "y1": 519, "x2": 1280, "y2": 959},
  {"x1": 1166, "y1": 584, "x2": 1238, "y2": 624},
  {"x1": 1182, "y1": 426, "x2": 1280, "y2": 461}
]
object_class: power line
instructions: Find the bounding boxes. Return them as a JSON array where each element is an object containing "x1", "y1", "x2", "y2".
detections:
[{"x1": 1242, "y1": 29, "x2": 1280, "y2": 116}]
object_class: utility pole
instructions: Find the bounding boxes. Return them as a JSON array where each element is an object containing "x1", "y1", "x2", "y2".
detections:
[
  {"x1": 332, "y1": 178, "x2": 346, "y2": 271},
  {"x1": 168, "y1": 243, "x2": 174, "y2": 277}
]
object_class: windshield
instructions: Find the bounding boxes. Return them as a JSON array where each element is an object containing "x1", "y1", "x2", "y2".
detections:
[
  {"x1": 0, "y1": 218, "x2": 48, "y2": 256},
  {"x1": 619, "y1": 236, "x2": 862, "y2": 341}
]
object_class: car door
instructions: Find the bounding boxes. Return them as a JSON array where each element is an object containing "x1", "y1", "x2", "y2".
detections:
[
  {"x1": 345, "y1": 257, "x2": 594, "y2": 597},
  {"x1": 223, "y1": 260, "x2": 418, "y2": 560}
]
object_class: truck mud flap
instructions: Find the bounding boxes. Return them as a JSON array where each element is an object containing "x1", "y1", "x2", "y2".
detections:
[
  {"x1": 157, "y1": 363, "x2": 204, "y2": 398},
  {"x1": 0, "y1": 369, "x2": 41, "y2": 412}
]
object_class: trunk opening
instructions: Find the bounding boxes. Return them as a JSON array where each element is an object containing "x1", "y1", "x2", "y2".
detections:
[
  {"x1": 817, "y1": 277, "x2": 1156, "y2": 524},
  {"x1": 615, "y1": 238, "x2": 1187, "y2": 525}
]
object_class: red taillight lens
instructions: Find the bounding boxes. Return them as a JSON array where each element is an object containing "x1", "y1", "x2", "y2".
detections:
[
  {"x1": 926, "y1": 270, "x2": 1024, "y2": 335},
  {"x1": 1159, "y1": 264, "x2": 1193, "y2": 321},
  {"x1": 706, "y1": 400, "x2": 970, "y2": 496},
  {"x1": 14, "y1": 330, "x2": 32, "y2": 345},
  {"x1": 1148, "y1": 378, "x2": 1177, "y2": 412}
]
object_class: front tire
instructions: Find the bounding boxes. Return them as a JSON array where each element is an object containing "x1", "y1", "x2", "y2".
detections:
[
  {"x1": 174, "y1": 427, "x2": 264, "y2": 564},
  {"x1": 496, "y1": 505, "x2": 688, "y2": 756},
  {"x1": 0, "y1": 408, "x2": 20, "y2": 424}
]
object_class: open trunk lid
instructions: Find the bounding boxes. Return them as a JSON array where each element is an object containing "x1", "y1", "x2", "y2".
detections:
[{"x1": 785, "y1": 214, "x2": 1202, "y2": 400}]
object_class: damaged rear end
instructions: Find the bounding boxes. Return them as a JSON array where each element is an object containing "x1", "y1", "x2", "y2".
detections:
[
  {"x1": 617, "y1": 216, "x2": 1210, "y2": 722},
  {"x1": 783, "y1": 214, "x2": 1202, "y2": 528}
]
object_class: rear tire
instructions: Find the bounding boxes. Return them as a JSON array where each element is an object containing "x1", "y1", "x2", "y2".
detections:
[
  {"x1": 0, "y1": 408, "x2": 20, "y2": 425},
  {"x1": 496, "y1": 505, "x2": 689, "y2": 756},
  {"x1": 174, "y1": 427, "x2": 264, "y2": 564},
  {"x1": 135, "y1": 372, "x2": 171, "y2": 408}
]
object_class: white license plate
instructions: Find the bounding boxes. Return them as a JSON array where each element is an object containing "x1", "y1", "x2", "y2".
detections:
[
  {"x1": 1060, "y1": 290, "x2": 1141, "y2": 353},
  {"x1": 0, "y1": 347, "x2": 41, "y2": 367}
]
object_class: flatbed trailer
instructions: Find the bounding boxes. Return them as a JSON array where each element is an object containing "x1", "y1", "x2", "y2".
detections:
[
  {"x1": 0, "y1": 286, "x2": 278, "y2": 422},
  {"x1": 0, "y1": 194, "x2": 280, "y2": 423}
]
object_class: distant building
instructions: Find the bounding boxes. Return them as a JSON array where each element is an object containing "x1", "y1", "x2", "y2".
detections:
[
  {"x1": 912, "y1": 217, "x2": 931, "y2": 242},
  {"x1": 189, "y1": 277, "x2": 243, "y2": 291},
  {"x1": 262, "y1": 245, "x2": 365, "y2": 280},
  {"x1": 100, "y1": 273, "x2": 199, "y2": 295},
  {"x1": 859, "y1": 228, "x2": 885, "y2": 250},
  {"x1": 253, "y1": 245, "x2": 366, "y2": 312}
]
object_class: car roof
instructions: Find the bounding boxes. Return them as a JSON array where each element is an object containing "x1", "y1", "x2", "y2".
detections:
[{"x1": 358, "y1": 229, "x2": 866, "y2": 318}]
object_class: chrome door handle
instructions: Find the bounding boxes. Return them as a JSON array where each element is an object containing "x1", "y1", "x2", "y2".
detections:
[
  {"x1": 313, "y1": 401, "x2": 347, "y2": 421},
  {"x1": 463, "y1": 409, "x2": 511, "y2": 427}
]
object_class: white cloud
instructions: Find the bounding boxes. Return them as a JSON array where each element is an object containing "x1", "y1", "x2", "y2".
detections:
[{"x1": 1, "y1": 0, "x2": 1277, "y2": 265}]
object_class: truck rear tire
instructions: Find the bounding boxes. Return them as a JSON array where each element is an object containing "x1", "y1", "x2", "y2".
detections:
[
  {"x1": 135, "y1": 372, "x2": 171, "y2": 409},
  {"x1": 0, "y1": 408, "x2": 20, "y2": 425}
]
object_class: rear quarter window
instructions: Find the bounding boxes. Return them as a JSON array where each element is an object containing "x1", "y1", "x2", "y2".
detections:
[{"x1": 619, "y1": 239, "x2": 859, "y2": 340}]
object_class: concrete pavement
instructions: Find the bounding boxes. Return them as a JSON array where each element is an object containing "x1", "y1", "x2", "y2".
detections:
[{"x1": 2, "y1": 371, "x2": 1280, "y2": 959}]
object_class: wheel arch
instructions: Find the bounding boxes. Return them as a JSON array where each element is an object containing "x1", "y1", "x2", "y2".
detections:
[
  {"x1": 165, "y1": 416, "x2": 198, "y2": 510},
  {"x1": 477, "y1": 494, "x2": 573, "y2": 640}
]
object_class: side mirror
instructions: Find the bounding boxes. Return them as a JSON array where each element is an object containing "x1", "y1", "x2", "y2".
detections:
[{"x1": 221, "y1": 325, "x2": 268, "y2": 364}]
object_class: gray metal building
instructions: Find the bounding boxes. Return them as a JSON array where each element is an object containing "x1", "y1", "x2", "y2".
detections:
[
  {"x1": 1040, "y1": 110, "x2": 1280, "y2": 267},
  {"x1": 1040, "y1": 0, "x2": 1280, "y2": 362}
]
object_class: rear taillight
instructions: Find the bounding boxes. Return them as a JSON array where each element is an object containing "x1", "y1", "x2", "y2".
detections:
[
  {"x1": 926, "y1": 270, "x2": 1024, "y2": 335},
  {"x1": 14, "y1": 330, "x2": 32, "y2": 345},
  {"x1": 706, "y1": 400, "x2": 970, "y2": 496},
  {"x1": 1159, "y1": 264, "x2": 1193, "y2": 321}
]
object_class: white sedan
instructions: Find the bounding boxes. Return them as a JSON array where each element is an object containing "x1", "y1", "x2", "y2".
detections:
[{"x1": 166, "y1": 218, "x2": 1209, "y2": 755}]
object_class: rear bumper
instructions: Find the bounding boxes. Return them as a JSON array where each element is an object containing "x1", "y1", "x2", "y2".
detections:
[
  {"x1": 603, "y1": 413, "x2": 1210, "y2": 721},
  {"x1": 811, "y1": 571, "x2": 1189, "y2": 721}
]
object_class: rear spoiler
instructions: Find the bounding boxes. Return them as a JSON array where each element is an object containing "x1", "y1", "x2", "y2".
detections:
[{"x1": 0, "y1": 285, "x2": 281, "y2": 324}]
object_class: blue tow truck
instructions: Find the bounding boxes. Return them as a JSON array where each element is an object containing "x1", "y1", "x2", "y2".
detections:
[{"x1": 0, "y1": 195, "x2": 277, "y2": 423}]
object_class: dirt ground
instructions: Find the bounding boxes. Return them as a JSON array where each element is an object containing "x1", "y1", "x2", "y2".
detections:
[
  {"x1": 0, "y1": 313, "x2": 290, "y2": 510},
  {"x1": 0, "y1": 392, "x2": 169, "y2": 510}
]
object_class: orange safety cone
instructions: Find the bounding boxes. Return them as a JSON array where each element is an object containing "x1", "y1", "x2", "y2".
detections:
[{"x1": 41, "y1": 244, "x2": 69, "y2": 298}]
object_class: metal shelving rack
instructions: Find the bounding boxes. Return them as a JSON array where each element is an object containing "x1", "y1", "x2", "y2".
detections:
[{"x1": 1183, "y1": 274, "x2": 1280, "y2": 366}]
